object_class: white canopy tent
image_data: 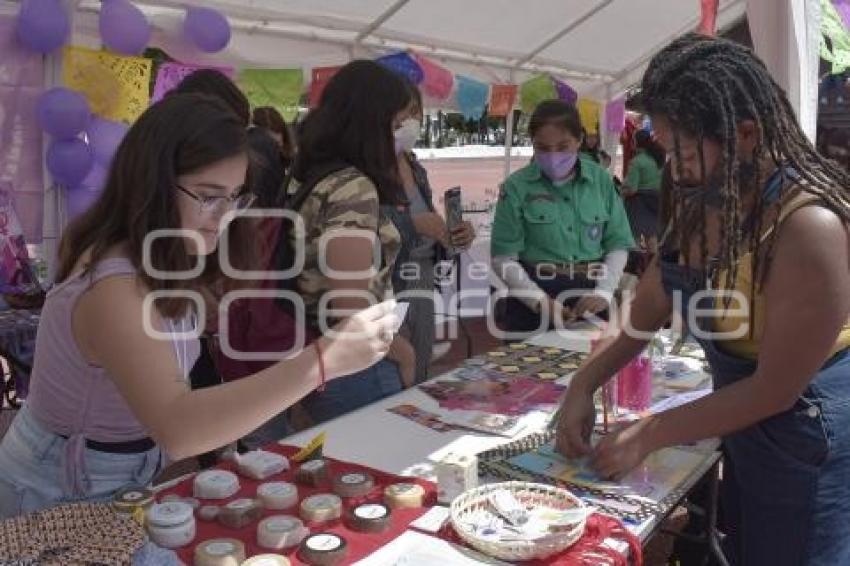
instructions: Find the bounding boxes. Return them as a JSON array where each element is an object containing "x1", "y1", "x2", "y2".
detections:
[{"x1": 0, "y1": 0, "x2": 822, "y2": 274}]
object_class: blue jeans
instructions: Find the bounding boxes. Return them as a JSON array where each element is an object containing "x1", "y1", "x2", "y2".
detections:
[
  {"x1": 0, "y1": 405, "x2": 161, "y2": 518},
  {"x1": 300, "y1": 359, "x2": 402, "y2": 425},
  {"x1": 660, "y1": 257, "x2": 850, "y2": 565},
  {"x1": 240, "y1": 409, "x2": 293, "y2": 451}
]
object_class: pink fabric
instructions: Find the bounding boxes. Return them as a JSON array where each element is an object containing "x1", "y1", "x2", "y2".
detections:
[
  {"x1": 26, "y1": 258, "x2": 199, "y2": 495},
  {"x1": 0, "y1": 15, "x2": 45, "y2": 244}
]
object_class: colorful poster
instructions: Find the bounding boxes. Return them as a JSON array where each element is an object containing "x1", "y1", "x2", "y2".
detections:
[
  {"x1": 62, "y1": 45, "x2": 152, "y2": 124},
  {"x1": 152, "y1": 62, "x2": 234, "y2": 103},
  {"x1": 509, "y1": 441, "x2": 705, "y2": 501},
  {"x1": 420, "y1": 376, "x2": 565, "y2": 416},
  {"x1": 0, "y1": 15, "x2": 45, "y2": 244},
  {"x1": 238, "y1": 68, "x2": 303, "y2": 121},
  {"x1": 577, "y1": 98, "x2": 601, "y2": 134},
  {"x1": 309, "y1": 65, "x2": 341, "y2": 108},
  {"x1": 488, "y1": 84, "x2": 518, "y2": 117},
  {"x1": 519, "y1": 74, "x2": 556, "y2": 113},
  {"x1": 388, "y1": 404, "x2": 455, "y2": 432}
]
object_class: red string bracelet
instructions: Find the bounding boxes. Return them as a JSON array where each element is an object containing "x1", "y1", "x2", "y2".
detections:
[{"x1": 314, "y1": 340, "x2": 327, "y2": 392}]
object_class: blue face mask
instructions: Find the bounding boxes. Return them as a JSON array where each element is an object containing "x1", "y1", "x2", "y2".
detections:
[{"x1": 535, "y1": 151, "x2": 578, "y2": 181}]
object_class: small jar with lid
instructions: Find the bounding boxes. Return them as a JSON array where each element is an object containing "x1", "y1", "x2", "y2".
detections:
[
  {"x1": 112, "y1": 485, "x2": 154, "y2": 526},
  {"x1": 145, "y1": 501, "x2": 197, "y2": 549}
]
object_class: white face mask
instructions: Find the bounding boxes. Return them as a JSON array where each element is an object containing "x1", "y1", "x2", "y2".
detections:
[{"x1": 394, "y1": 118, "x2": 421, "y2": 154}]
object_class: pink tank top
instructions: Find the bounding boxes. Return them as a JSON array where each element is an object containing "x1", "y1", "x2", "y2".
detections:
[{"x1": 27, "y1": 257, "x2": 200, "y2": 495}]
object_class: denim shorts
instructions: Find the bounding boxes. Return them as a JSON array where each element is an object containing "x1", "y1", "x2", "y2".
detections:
[{"x1": 0, "y1": 405, "x2": 161, "y2": 519}]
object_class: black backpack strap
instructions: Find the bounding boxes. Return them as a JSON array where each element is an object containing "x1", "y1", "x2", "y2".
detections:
[{"x1": 271, "y1": 160, "x2": 352, "y2": 287}]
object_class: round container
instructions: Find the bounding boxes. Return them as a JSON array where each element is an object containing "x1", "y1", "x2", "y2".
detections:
[
  {"x1": 298, "y1": 533, "x2": 348, "y2": 565},
  {"x1": 348, "y1": 503, "x2": 391, "y2": 533},
  {"x1": 194, "y1": 470, "x2": 241, "y2": 500},
  {"x1": 257, "y1": 482, "x2": 298, "y2": 511},
  {"x1": 331, "y1": 472, "x2": 374, "y2": 498},
  {"x1": 296, "y1": 459, "x2": 329, "y2": 487},
  {"x1": 384, "y1": 483, "x2": 425, "y2": 509},
  {"x1": 112, "y1": 484, "x2": 154, "y2": 526},
  {"x1": 300, "y1": 494, "x2": 342, "y2": 523},
  {"x1": 257, "y1": 515, "x2": 308, "y2": 550},
  {"x1": 241, "y1": 555, "x2": 291, "y2": 566},
  {"x1": 146, "y1": 501, "x2": 197, "y2": 549},
  {"x1": 195, "y1": 538, "x2": 247, "y2": 566}
]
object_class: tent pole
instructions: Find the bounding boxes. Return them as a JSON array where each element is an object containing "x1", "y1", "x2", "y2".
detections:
[
  {"x1": 502, "y1": 70, "x2": 516, "y2": 182},
  {"x1": 354, "y1": 0, "x2": 410, "y2": 44}
]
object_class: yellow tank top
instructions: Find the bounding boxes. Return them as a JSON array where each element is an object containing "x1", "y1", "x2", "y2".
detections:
[{"x1": 713, "y1": 194, "x2": 850, "y2": 359}]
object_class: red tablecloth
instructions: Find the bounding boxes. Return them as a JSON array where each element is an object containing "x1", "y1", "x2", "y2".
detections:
[{"x1": 158, "y1": 444, "x2": 641, "y2": 565}]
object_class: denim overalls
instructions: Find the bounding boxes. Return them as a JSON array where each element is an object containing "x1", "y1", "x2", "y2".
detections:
[{"x1": 658, "y1": 179, "x2": 850, "y2": 564}]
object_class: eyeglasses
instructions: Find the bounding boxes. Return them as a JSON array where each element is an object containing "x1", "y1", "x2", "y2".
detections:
[{"x1": 176, "y1": 184, "x2": 256, "y2": 215}]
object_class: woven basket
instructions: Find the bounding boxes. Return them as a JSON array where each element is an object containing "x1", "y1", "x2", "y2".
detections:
[{"x1": 450, "y1": 481, "x2": 587, "y2": 561}]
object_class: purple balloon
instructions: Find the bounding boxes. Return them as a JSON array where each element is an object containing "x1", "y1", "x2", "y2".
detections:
[
  {"x1": 72, "y1": 163, "x2": 109, "y2": 192},
  {"x1": 99, "y1": 0, "x2": 151, "y2": 55},
  {"x1": 47, "y1": 139, "x2": 94, "y2": 187},
  {"x1": 183, "y1": 7, "x2": 230, "y2": 53},
  {"x1": 66, "y1": 187, "x2": 103, "y2": 219},
  {"x1": 86, "y1": 117, "x2": 128, "y2": 166},
  {"x1": 36, "y1": 88, "x2": 91, "y2": 140},
  {"x1": 16, "y1": 0, "x2": 70, "y2": 53}
]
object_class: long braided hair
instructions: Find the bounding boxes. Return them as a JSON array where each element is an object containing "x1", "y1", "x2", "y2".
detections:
[{"x1": 640, "y1": 33, "x2": 850, "y2": 298}]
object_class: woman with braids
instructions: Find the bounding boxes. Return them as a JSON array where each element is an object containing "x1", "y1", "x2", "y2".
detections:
[{"x1": 554, "y1": 33, "x2": 850, "y2": 565}]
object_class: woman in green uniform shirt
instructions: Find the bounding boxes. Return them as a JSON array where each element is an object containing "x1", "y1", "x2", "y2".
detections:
[
  {"x1": 622, "y1": 129, "x2": 665, "y2": 251},
  {"x1": 491, "y1": 100, "x2": 635, "y2": 335}
]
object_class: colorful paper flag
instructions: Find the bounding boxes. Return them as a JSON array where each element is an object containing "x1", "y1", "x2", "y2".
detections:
[
  {"x1": 822, "y1": 0, "x2": 850, "y2": 74},
  {"x1": 309, "y1": 65, "x2": 341, "y2": 108},
  {"x1": 62, "y1": 45, "x2": 152, "y2": 124},
  {"x1": 413, "y1": 53, "x2": 453, "y2": 100},
  {"x1": 553, "y1": 78, "x2": 577, "y2": 105},
  {"x1": 455, "y1": 75, "x2": 489, "y2": 120},
  {"x1": 376, "y1": 51, "x2": 424, "y2": 85},
  {"x1": 238, "y1": 69, "x2": 303, "y2": 121},
  {"x1": 519, "y1": 74, "x2": 557, "y2": 113},
  {"x1": 698, "y1": 0, "x2": 719, "y2": 36},
  {"x1": 152, "y1": 62, "x2": 234, "y2": 103},
  {"x1": 605, "y1": 97, "x2": 626, "y2": 134},
  {"x1": 577, "y1": 98, "x2": 601, "y2": 134},
  {"x1": 488, "y1": 84, "x2": 518, "y2": 117},
  {"x1": 834, "y1": 0, "x2": 850, "y2": 30}
]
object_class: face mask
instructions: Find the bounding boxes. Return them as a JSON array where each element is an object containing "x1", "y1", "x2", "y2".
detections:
[
  {"x1": 535, "y1": 151, "x2": 578, "y2": 181},
  {"x1": 394, "y1": 118, "x2": 421, "y2": 154},
  {"x1": 674, "y1": 160, "x2": 755, "y2": 208}
]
